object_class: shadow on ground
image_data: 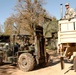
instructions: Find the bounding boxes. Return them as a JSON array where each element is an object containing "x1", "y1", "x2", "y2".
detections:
[
  {"x1": 33, "y1": 51, "x2": 61, "y2": 71},
  {"x1": 0, "y1": 50, "x2": 67, "y2": 74},
  {"x1": 0, "y1": 64, "x2": 17, "y2": 75}
]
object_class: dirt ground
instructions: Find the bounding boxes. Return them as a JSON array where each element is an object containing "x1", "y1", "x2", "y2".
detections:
[{"x1": 0, "y1": 50, "x2": 76, "y2": 75}]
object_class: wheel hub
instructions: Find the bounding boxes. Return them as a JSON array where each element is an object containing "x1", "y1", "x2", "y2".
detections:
[{"x1": 22, "y1": 58, "x2": 27, "y2": 66}]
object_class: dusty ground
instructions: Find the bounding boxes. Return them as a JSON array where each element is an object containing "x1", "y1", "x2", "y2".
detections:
[{"x1": 0, "y1": 50, "x2": 76, "y2": 75}]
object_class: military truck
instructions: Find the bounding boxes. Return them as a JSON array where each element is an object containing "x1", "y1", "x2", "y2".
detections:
[
  {"x1": 0, "y1": 25, "x2": 49, "y2": 72},
  {"x1": 58, "y1": 18, "x2": 76, "y2": 71},
  {"x1": 0, "y1": 35, "x2": 10, "y2": 64}
]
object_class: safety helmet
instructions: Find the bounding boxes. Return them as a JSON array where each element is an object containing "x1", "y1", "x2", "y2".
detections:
[{"x1": 65, "y1": 3, "x2": 69, "y2": 6}]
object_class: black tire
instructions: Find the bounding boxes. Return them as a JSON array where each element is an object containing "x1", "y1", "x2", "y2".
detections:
[
  {"x1": 73, "y1": 56, "x2": 76, "y2": 72},
  {"x1": 45, "y1": 52, "x2": 50, "y2": 66},
  {"x1": 46, "y1": 52, "x2": 49, "y2": 63},
  {"x1": 0, "y1": 57, "x2": 3, "y2": 65},
  {"x1": 18, "y1": 53, "x2": 35, "y2": 72}
]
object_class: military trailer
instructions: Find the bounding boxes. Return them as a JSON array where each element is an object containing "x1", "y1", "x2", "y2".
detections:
[
  {"x1": 58, "y1": 18, "x2": 76, "y2": 71},
  {"x1": 0, "y1": 25, "x2": 49, "y2": 72}
]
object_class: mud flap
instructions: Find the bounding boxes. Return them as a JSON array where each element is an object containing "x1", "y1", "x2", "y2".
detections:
[{"x1": 60, "y1": 57, "x2": 64, "y2": 70}]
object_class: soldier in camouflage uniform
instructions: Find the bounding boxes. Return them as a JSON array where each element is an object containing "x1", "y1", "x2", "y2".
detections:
[{"x1": 64, "y1": 3, "x2": 76, "y2": 20}]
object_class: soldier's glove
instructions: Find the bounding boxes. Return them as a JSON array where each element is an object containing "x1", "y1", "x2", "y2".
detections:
[
  {"x1": 60, "y1": 18, "x2": 64, "y2": 20},
  {"x1": 68, "y1": 18, "x2": 71, "y2": 21},
  {"x1": 60, "y1": 18, "x2": 62, "y2": 20}
]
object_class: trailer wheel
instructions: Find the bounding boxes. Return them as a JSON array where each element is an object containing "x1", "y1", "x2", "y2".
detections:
[
  {"x1": 18, "y1": 53, "x2": 35, "y2": 72},
  {"x1": 73, "y1": 56, "x2": 76, "y2": 72}
]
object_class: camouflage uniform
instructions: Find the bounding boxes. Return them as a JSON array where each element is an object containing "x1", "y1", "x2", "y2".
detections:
[{"x1": 65, "y1": 8, "x2": 76, "y2": 19}]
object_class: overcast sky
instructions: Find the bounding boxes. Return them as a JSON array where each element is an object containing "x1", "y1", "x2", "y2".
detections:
[{"x1": 0, "y1": 0, "x2": 76, "y2": 25}]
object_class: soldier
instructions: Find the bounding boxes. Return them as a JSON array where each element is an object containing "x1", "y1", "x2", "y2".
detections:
[{"x1": 64, "y1": 3, "x2": 76, "y2": 20}]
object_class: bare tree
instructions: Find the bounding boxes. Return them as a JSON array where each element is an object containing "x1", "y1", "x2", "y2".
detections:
[
  {"x1": 0, "y1": 24, "x2": 3, "y2": 34},
  {"x1": 4, "y1": 0, "x2": 56, "y2": 36},
  {"x1": 12, "y1": 0, "x2": 46, "y2": 34},
  {"x1": 4, "y1": 16, "x2": 14, "y2": 35}
]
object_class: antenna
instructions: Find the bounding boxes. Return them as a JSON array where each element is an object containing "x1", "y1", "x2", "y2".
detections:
[{"x1": 60, "y1": 4, "x2": 63, "y2": 19}]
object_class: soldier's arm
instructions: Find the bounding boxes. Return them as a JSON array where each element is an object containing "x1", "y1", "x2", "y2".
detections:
[{"x1": 70, "y1": 8, "x2": 76, "y2": 17}]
